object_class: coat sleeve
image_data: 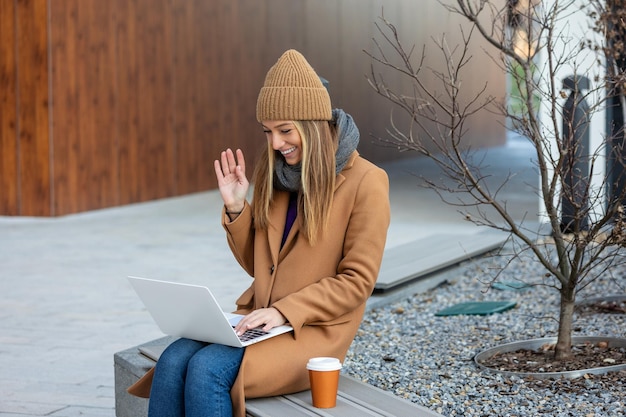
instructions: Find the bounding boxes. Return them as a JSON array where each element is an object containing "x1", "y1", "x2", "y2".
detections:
[
  {"x1": 272, "y1": 166, "x2": 390, "y2": 334},
  {"x1": 222, "y1": 200, "x2": 255, "y2": 277}
]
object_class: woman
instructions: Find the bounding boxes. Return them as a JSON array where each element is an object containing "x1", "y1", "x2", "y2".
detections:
[{"x1": 130, "y1": 49, "x2": 390, "y2": 417}]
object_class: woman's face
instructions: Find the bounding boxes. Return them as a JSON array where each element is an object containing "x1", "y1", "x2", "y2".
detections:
[{"x1": 262, "y1": 120, "x2": 303, "y2": 165}]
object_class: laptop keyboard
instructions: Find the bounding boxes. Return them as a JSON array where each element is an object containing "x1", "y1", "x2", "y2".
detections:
[{"x1": 237, "y1": 327, "x2": 269, "y2": 342}]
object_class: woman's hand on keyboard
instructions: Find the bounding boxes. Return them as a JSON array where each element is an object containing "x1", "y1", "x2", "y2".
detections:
[{"x1": 234, "y1": 307, "x2": 286, "y2": 336}]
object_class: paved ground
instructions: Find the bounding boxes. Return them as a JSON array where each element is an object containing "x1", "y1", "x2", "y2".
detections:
[{"x1": 0, "y1": 138, "x2": 537, "y2": 416}]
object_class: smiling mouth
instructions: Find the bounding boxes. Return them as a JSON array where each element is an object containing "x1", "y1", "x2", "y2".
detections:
[{"x1": 281, "y1": 147, "x2": 297, "y2": 156}]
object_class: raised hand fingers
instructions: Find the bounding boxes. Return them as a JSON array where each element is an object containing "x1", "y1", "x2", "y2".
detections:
[
  {"x1": 219, "y1": 149, "x2": 233, "y2": 176},
  {"x1": 214, "y1": 149, "x2": 249, "y2": 211},
  {"x1": 213, "y1": 159, "x2": 224, "y2": 181},
  {"x1": 217, "y1": 149, "x2": 245, "y2": 177},
  {"x1": 215, "y1": 149, "x2": 241, "y2": 179},
  {"x1": 234, "y1": 149, "x2": 246, "y2": 176}
]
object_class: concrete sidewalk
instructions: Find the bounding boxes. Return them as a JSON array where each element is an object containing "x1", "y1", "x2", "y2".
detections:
[{"x1": 0, "y1": 139, "x2": 537, "y2": 416}]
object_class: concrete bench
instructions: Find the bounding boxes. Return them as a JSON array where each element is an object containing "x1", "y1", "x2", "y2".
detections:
[
  {"x1": 114, "y1": 337, "x2": 444, "y2": 417},
  {"x1": 375, "y1": 231, "x2": 507, "y2": 292}
]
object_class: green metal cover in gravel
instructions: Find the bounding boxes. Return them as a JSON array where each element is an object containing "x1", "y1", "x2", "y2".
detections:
[{"x1": 435, "y1": 301, "x2": 517, "y2": 316}]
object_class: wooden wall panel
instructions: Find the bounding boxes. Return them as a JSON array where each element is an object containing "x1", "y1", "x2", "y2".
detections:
[
  {"x1": 48, "y1": 0, "x2": 78, "y2": 215},
  {"x1": 15, "y1": 0, "x2": 51, "y2": 216},
  {"x1": 232, "y1": 0, "x2": 271, "y2": 159},
  {"x1": 0, "y1": 0, "x2": 19, "y2": 215},
  {"x1": 0, "y1": 0, "x2": 505, "y2": 216},
  {"x1": 116, "y1": 0, "x2": 176, "y2": 205},
  {"x1": 50, "y1": 0, "x2": 119, "y2": 214},
  {"x1": 169, "y1": 0, "x2": 211, "y2": 195}
]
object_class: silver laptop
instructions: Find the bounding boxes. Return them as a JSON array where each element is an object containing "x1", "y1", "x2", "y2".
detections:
[{"x1": 128, "y1": 276, "x2": 293, "y2": 348}]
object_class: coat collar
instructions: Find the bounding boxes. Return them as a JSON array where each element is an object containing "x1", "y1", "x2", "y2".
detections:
[{"x1": 335, "y1": 150, "x2": 358, "y2": 190}]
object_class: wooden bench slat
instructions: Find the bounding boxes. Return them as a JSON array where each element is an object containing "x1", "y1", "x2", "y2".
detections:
[
  {"x1": 246, "y1": 395, "x2": 321, "y2": 417},
  {"x1": 246, "y1": 376, "x2": 444, "y2": 417},
  {"x1": 336, "y1": 376, "x2": 442, "y2": 416},
  {"x1": 376, "y1": 231, "x2": 506, "y2": 291},
  {"x1": 287, "y1": 389, "x2": 385, "y2": 416}
]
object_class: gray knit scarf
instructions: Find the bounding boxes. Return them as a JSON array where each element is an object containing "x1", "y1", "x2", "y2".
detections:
[{"x1": 273, "y1": 109, "x2": 360, "y2": 192}]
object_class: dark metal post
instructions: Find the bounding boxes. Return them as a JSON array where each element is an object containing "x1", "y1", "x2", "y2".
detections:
[
  {"x1": 606, "y1": 94, "x2": 625, "y2": 212},
  {"x1": 560, "y1": 75, "x2": 590, "y2": 233},
  {"x1": 606, "y1": 0, "x2": 626, "y2": 221}
]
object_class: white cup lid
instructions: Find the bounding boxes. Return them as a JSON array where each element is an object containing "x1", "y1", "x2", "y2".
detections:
[{"x1": 306, "y1": 357, "x2": 342, "y2": 371}]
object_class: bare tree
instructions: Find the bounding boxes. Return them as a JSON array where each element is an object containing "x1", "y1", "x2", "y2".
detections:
[{"x1": 367, "y1": 0, "x2": 626, "y2": 360}]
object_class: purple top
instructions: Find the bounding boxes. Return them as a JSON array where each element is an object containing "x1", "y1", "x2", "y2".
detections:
[{"x1": 281, "y1": 192, "x2": 298, "y2": 248}]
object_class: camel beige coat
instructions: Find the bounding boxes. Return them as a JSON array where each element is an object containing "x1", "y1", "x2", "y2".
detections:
[{"x1": 127, "y1": 151, "x2": 390, "y2": 417}]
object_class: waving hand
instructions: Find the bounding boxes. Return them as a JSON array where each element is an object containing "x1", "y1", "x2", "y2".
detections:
[{"x1": 214, "y1": 148, "x2": 249, "y2": 213}]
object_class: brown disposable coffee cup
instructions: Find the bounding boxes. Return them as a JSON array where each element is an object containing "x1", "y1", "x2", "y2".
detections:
[{"x1": 306, "y1": 357, "x2": 342, "y2": 408}]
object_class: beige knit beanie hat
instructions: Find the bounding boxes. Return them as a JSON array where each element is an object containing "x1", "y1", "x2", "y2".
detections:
[{"x1": 256, "y1": 49, "x2": 332, "y2": 122}]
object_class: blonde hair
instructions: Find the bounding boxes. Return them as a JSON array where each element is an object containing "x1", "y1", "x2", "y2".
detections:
[{"x1": 252, "y1": 120, "x2": 337, "y2": 245}]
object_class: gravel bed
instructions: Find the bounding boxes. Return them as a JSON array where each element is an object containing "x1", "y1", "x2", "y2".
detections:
[{"x1": 344, "y1": 252, "x2": 626, "y2": 417}]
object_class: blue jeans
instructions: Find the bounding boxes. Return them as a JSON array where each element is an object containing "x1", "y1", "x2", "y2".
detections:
[{"x1": 148, "y1": 338, "x2": 245, "y2": 417}]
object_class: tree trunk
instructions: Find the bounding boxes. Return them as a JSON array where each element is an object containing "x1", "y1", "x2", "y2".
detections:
[{"x1": 554, "y1": 284, "x2": 576, "y2": 360}]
